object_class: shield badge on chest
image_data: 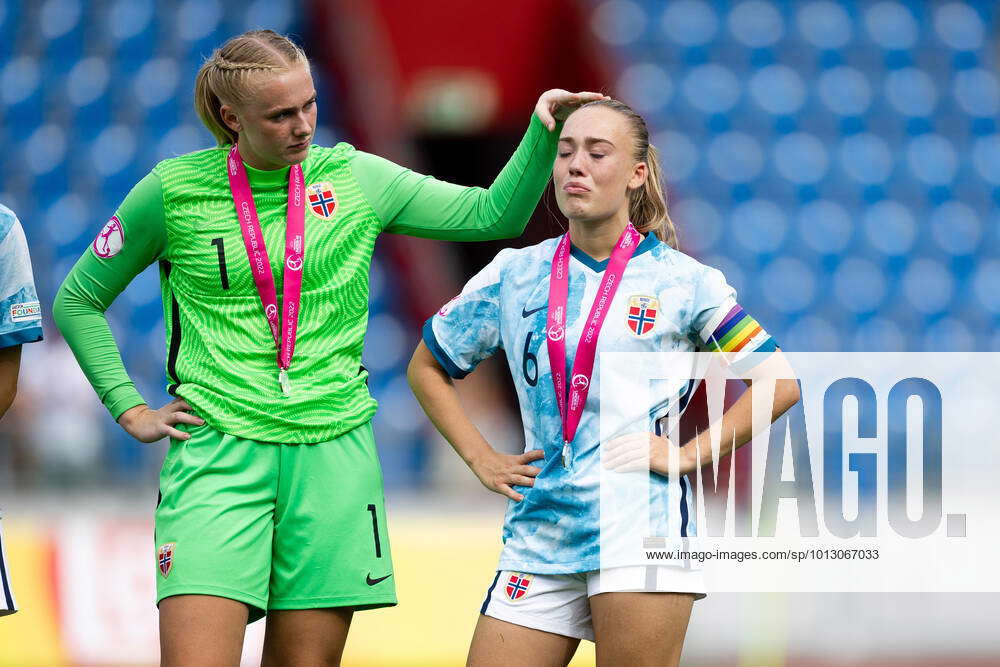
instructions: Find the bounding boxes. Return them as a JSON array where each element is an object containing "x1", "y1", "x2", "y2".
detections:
[
  {"x1": 306, "y1": 181, "x2": 338, "y2": 218},
  {"x1": 627, "y1": 295, "x2": 658, "y2": 337}
]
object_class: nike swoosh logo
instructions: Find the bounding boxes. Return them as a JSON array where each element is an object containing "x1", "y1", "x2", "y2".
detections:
[
  {"x1": 366, "y1": 573, "x2": 393, "y2": 586},
  {"x1": 522, "y1": 305, "x2": 546, "y2": 318}
]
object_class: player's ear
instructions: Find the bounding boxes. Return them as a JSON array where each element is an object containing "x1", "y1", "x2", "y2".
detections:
[
  {"x1": 220, "y1": 104, "x2": 241, "y2": 134},
  {"x1": 627, "y1": 161, "x2": 647, "y2": 191}
]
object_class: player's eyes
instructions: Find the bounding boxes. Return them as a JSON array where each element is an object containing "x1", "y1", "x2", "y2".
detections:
[
  {"x1": 590, "y1": 153, "x2": 605, "y2": 159},
  {"x1": 558, "y1": 152, "x2": 572, "y2": 158}
]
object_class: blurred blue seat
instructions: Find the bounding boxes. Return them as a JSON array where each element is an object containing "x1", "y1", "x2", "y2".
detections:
[{"x1": 0, "y1": 3, "x2": 22, "y2": 60}]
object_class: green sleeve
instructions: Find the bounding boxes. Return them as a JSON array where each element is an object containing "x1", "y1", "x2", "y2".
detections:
[
  {"x1": 352, "y1": 113, "x2": 561, "y2": 240},
  {"x1": 53, "y1": 171, "x2": 167, "y2": 420}
]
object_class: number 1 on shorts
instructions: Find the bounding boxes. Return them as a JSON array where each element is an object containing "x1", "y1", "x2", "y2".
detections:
[{"x1": 366, "y1": 504, "x2": 382, "y2": 558}]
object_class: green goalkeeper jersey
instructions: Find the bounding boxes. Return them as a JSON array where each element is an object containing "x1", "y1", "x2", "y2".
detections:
[{"x1": 55, "y1": 114, "x2": 560, "y2": 443}]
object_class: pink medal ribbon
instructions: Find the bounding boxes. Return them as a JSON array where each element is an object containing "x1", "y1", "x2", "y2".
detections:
[
  {"x1": 227, "y1": 144, "x2": 305, "y2": 397},
  {"x1": 546, "y1": 223, "x2": 641, "y2": 467}
]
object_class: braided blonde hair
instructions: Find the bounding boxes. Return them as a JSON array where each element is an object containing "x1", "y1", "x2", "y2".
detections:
[
  {"x1": 194, "y1": 30, "x2": 310, "y2": 146},
  {"x1": 575, "y1": 99, "x2": 679, "y2": 249}
]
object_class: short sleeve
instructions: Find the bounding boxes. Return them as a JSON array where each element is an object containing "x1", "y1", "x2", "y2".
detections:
[
  {"x1": 690, "y1": 266, "x2": 778, "y2": 370},
  {"x1": 0, "y1": 207, "x2": 43, "y2": 348},
  {"x1": 422, "y1": 249, "x2": 514, "y2": 379}
]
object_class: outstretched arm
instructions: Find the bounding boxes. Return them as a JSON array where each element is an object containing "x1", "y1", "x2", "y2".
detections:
[
  {"x1": 355, "y1": 89, "x2": 608, "y2": 242},
  {"x1": 407, "y1": 340, "x2": 543, "y2": 501}
]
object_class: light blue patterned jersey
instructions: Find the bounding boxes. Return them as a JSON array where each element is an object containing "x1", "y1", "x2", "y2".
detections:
[
  {"x1": 0, "y1": 205, "x2": 43, "y2": 349},
  {"x1": 424, "y1": 234, "x2": 776, "y2": 574}
]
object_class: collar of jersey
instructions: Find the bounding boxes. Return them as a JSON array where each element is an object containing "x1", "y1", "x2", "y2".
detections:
[
  {"x1": 569, "y1": 232, "x2": 659, "y2": 272},
  {"x1": 243, "y1": 160, "x2": 293, "y2": 190}
]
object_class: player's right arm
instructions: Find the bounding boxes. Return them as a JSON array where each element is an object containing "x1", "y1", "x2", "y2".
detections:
[
  {"x1": 0, "y1": 211, "x2": 43, "y2": 418},
  {"x1": 53, "y1": 172, "x2": 204, "y2": 442},
  {"x1": 407, "y1": 249, "x2": 543, "y2": 501},
  {"x1": 408, "y1": 342, "x2": 543, "y2": 502},
  {"x1": 0, "y1": 345, "x2": 20, "y2": 417}
]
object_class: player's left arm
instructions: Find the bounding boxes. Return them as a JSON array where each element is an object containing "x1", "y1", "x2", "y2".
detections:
[
  {"x1": 676, "y1": 266, "x2": 801, "y2": 471},
  {"x1": 605, "y1": 349, "x2": 801, "y2": 477},
  {"x1": 605, "y1": 266, "x2": 801, "y2": 476},
  {"x1": 353, "y1": 89, "x2": 607, "y2": 241},
  {"x1": 656, "y1": 352, "x2": 800, "y2": 476}
]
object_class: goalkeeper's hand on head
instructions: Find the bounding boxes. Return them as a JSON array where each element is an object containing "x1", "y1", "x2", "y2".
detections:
[{"x1": 534, "y1": 89, "x2": 610, "y2": 131}]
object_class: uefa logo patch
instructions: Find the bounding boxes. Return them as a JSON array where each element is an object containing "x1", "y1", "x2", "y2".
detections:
[
  {"x1": 306, "y1": 181, "x2": 337, "y2": 219},
  {"x1": 157, "y1": 543, "x2": 175, "y2": 578},
  {"x1": 504, "y1": 573, "x2": 533, "y2": 601},
  {"x1": 92, "y1": 216, "x2": 124, "y2": 258},
  {"x1": 626, "y1": 295, "x2": 658, "y2": 337},
  {"x1": 438, "y1": 295, "x2": 460, "y2": 317}
]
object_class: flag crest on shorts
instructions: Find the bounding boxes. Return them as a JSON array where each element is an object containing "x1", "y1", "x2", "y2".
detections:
[
  {"x1": 626, "y1": 295, "x2": 658, "y2": 336},
  {"x1": 158, "y1": 543, "x2": 175, "y2": 578},
  {"x1": 505, "y1": 573, "x2": 533, "y2": 601},
  {"x1": 306, "y1": 182, "x2": 337, "y2": 218}
]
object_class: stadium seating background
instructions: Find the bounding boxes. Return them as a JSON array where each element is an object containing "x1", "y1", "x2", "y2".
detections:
[
  {"x1": 596, "y1": 0, "x2": 999, "y2": 357},
  {"x1": 1, "y1": 0, "x2": 999, "y2": 664}
]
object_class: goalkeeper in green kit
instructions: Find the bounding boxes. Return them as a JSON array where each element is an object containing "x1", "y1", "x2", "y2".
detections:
[{"x1": 53, "y1": 30, "x2": 606, "y2": 665}]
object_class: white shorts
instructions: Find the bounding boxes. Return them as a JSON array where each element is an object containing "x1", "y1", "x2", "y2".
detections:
[
  {"x1": 0, "y1": 516, "x2": 17, "y2": 617},
  {"x1": 480, "y1": 566, "x2": 706, "y2": 641}
]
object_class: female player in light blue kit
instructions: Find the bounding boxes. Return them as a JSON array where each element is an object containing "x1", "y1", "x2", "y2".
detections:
[
  {"x1": 408, "y1": 100, "x2": 800, "y2": 666},
  {"x1": 0, "y1": 204, "x2": 45, "y2": 618}
]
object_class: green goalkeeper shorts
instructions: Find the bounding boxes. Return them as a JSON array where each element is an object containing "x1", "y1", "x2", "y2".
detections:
[{"x1": 154, "y1": 420, "x2": 396, "y2": 622}]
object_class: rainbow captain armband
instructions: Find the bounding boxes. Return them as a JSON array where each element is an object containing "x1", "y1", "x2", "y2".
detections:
[{"x1": 700, "y1": 300, "x2": 778, "y2": 364}]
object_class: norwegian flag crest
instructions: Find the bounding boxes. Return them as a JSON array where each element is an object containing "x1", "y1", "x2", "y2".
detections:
[
  {"x1": 627, "y1": 295, "x2": 658, "y2": 337},
  {"x1": 504, "y1": 573, "x2": 533, "y2": 601},
  {"x1": 158, "y1": 542, "x2": 175, "y2": 578},
  {"x1": 306, "y1": 181, "x2": 338, "y2": 218}
]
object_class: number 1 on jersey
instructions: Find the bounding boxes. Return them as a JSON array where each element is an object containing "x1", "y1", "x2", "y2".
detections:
[{"x1": 211, "y1": 237, "x2": 230, "y2": 290}]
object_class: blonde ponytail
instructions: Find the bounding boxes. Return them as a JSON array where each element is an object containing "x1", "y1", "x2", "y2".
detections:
[{"x1": 629, "y1": 144, "x2": 678, "y2": 248}]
